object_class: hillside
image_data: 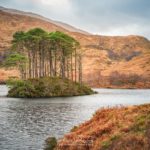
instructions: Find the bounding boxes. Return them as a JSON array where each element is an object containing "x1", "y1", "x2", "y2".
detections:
[
  {"x1": 57, "y1": 104, "x2": 150, "y2": 150},
  {"x1": 0, "y1": 6, "x2": 90, "y2": 35},
  {"x1": 0, "y1": 7, "x2": 150, "y2": 88}
]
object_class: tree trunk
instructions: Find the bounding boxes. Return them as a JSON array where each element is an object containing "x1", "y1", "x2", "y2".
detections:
[
  {"x1": 28, "y1": 51, "x2": 32, "y2": 78},
  {"x1": 78, "y1": 55, "x2": 82, "y2": 84},
  {"x1": 49, "y1": 50, "x2": 53, "y2": 77},
  {"x1": 75, "y1": 48, "x2": 77, "y2": 82},
  {"x1": 71, "y1": 53, "x2": 73, "y2": 81}
]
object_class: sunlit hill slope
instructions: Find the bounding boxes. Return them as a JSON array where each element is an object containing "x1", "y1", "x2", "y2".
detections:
[{"x1": 0, "y1": 6, "x2": 150, "y2": 88}]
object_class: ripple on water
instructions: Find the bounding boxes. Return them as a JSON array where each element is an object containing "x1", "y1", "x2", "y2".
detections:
[{"x1": 0, "y1": 85, "x2": 150, "y2": 150}]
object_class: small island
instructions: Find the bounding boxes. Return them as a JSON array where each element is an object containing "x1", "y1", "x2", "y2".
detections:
[
  {"x1": 4, "y1": 28, "x2": 94, "y2": 98},
  {"x1": 7, "y1": 77, "x2": 94, "y2": 98}
]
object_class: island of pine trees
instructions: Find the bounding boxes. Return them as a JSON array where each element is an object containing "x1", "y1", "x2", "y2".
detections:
[{"x1": 4, "y1": 28, "x2": 94, "y2": 98}]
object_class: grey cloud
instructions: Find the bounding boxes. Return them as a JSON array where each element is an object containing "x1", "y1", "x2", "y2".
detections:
[{"x1": 69, "y1": 0, "x2": 150, "y2": 37}]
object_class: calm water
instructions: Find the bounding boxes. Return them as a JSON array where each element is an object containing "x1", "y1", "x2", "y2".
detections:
[{"x1": 0, "y1": 85, "x2": 150, "y2": 150}]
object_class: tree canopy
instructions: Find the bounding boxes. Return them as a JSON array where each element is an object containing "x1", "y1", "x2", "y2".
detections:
[{"x1": 6, "y1": 28, "x2": 82, "y2": 83}]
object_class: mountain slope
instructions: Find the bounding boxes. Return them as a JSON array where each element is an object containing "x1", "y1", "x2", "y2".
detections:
[
  {"x1": 0, "y1": 7, "x2": 150, "y2": 88},
  {"x1": 0, "y1": 9, "x2": 67, "y2": 52},
  {"x1": 0, "y1": 6, "x2": 90, "y2": 35}
]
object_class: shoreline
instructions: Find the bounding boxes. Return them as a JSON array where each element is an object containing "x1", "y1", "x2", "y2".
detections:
[
  {"x1": 1, "y1": 81, "x2": 150, "y2": 89},
  {"x1": 55, "y1": 104, "x2": 150, "y2": 150}
]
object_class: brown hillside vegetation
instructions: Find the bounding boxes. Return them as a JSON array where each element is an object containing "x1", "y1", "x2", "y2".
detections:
[
  {"x1": 0, "y1": 9, "x2": 150, "y2": 87},
  {"x1": 57, "y1": 104, "x2": 150, "y2": 150}
]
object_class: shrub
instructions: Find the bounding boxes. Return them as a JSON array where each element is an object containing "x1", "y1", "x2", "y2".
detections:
[
  {"x1": 109, "y1": 71, "x2": 147, "y2": 86},
  {"x1": 7, "y1": 77, "x2": 95, "y2": 98},
  {"x1": 44, "y1": 137, "x2": 57, "y2": 150}
]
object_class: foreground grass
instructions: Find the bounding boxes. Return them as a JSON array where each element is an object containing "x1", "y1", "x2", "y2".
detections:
[
  {"x1": 7, "y1": 77, "x2": 95, "y2": 98},
  {"x1": 55, "y1": 104, "x2": 150, "y2": 150}
]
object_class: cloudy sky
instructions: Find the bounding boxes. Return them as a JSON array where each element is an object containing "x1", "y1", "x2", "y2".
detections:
[{"x1": 0, "y1": 0, "x2": 150, "y2": 38}]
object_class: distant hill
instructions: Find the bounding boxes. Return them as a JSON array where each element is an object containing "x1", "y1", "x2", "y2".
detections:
[
  {"x1": 0, "y1": 6, "x2": 90, "y2": 35},
  {"x1": 0, "y1": 6, "x2": 150, "y2": 88}
]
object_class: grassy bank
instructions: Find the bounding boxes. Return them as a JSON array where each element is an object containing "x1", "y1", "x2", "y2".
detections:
[
  {"x1": 7, "y1": 77, "x2": 95, "y2": 98},
  {"x1": 55, "y1": 104, "x2": 150, "y2": 150}
]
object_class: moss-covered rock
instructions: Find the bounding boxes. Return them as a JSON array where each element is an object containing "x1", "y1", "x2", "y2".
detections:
[
  {"x1": 7, "y1": 77, "x2": 95, "y2": 98},
  {"x1": 44, "y1": 137, "x2": 57, "y2": 150}
]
